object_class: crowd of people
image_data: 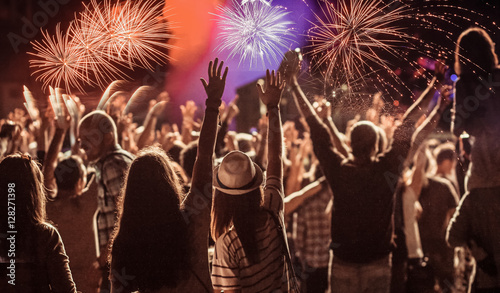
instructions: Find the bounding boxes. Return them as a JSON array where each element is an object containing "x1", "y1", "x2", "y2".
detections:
[{"x1": 1, "y1": 27, "x2": 499, "y2": 293}]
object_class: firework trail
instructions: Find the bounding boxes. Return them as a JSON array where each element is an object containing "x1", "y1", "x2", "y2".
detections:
[{"x1": 213, "y1": 0, "x2": 294, "y2": 68}]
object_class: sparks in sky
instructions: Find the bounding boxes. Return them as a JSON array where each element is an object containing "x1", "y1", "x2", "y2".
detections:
[
  {"x1": 213, "y1": 0, "x2": 294, "y2": 68},
  {"x1": 307, "y1": 0, "x2": 413, "y2": 94},
  {"x1": 29, "y1": 23, "x2": 90, "y2": 93},
  {"x1": 78, "y1": 0, "x2": 173, "y2": 71},
  {"x1": 29, "y1": 0, "x2": 173, "y2": 93}
]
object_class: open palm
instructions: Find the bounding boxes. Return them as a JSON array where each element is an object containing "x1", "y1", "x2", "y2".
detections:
[{"x1": 257, "y1": 70, "x2": 285, "y2": 109}]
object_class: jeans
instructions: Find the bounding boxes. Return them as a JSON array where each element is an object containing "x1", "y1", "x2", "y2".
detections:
[{"x1": 329, "y1": 251, "x2": 392, "y2": 293}]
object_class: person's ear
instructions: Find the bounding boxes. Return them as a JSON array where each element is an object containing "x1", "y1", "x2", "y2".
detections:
[
  {"x1": 103, "y1": 132, "x2": 115, "y2": 145},
  {"x1": 75, "y1": 177, "x2": 84, "y2": 195}
]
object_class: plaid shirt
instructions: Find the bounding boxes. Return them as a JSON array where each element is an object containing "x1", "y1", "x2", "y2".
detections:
[
  {"x1": 293, "y1": 181, "x2": 332, "y2": 268},
  {"x1": 93, "y1": 145, "x2": 133, "y2": 257}
]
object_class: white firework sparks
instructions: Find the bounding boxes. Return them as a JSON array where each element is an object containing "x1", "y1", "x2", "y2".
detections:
[{"x1": 213, "y1": 0, "x2": 294, "y2": 68}]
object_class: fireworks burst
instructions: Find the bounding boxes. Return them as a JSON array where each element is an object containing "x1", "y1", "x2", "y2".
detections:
[
  {"x1": 29, "y1": 0, "x2": 173, "y2": 93},
  {"x1": 307, "y1": 0, "x2": 413, "y2": 95},
  {"x1": 213, "y1": 0, "x2": 294, "y2": 68},
  {"x1": 29, "y1": 23, "x2": 90, "y2": 93},
  {"x1": 78, "y1": 0, "x2": 173, "y2": 71}
]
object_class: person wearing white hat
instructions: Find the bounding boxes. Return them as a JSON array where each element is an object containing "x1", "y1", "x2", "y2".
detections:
[{"x1": 211, "y1": 70, "x2": 293, "y2": 292}]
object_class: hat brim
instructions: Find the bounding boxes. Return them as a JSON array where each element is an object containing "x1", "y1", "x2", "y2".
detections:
[{"x1": 213, "y1": 162, "x2": 264, "y2": 195}]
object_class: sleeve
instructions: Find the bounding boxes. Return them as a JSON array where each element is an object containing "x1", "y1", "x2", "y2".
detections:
[
  {"x1": 45, "y1": 227, "x2": 77, "y2": 293},
  {"x1": 211, "y1": 236, "x2": 241, "y2": 291},
  {"x1": 263, "y1": 175, "x2": 284, "y2": 215},
  {"x1": 446, "y1": 195, "x2": 471, "y2": 248}
]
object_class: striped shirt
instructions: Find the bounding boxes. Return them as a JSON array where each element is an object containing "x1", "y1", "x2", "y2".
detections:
[{"x1": 212, "y1": 175, "x2": 288, "y2": 292}]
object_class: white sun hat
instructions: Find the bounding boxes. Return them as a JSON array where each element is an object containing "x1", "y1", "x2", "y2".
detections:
[{"x1": 213, "y1": 150, "x2": 263, "y2": 195}]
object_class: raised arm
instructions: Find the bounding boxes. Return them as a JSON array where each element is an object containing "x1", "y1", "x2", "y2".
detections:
[
  {"x1": 191, "y1": 58, "x2": 228, "y2": 190},
  {"x1": 284, "y1": 176, "x2": 327, "y2": 217},
  {"x1": 43, "y1": 98, "x2": 71, "y2": 198},
  {"x1": 314, "y1": 98, "x2": 350, "y2": 158},
  {"x1": 257, "y1": 70, "x2": 285, "y2": 186},
  {"x1": 402, "y1": 61, "x2": 446, "y2": 124},
  {"x1": 136, "y1": 100, "x2": 167, "y2": 150},
  {"x1": 408, "y1": 85, "x2": 453, "y2": 161}
]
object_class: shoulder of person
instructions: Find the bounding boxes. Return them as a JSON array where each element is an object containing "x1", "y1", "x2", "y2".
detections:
[
  {"x1": 36, "y1": 222, "x2": 63, "y2": 246},
  {"x1": 101, "y1": 150, "x2": 134, "y2": 167}
]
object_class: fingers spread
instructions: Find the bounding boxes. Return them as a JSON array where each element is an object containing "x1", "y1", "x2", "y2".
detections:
[
  {"x1": 200, "y1": 78, "x2": 208, "y2": 89},
  {"x1": 217, "y1": 61, "x2": 224, "y2": 77},
  {"x1": 222, "y1": 66, "x2": 228, "y2": 81},
  {"x1": 213, "y1": 58, "x2": 219, "y2": 77},
  {"x1": 256, "y1": 83, "x2": 264, "y2": 95}
]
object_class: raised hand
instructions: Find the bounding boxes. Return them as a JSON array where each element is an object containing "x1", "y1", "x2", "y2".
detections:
[
  {"x1": 200, "y1": 58, "x2": 228, "y2": 108},
  {"x1": 223, "y1": 95, "x2": 240, "y2": 123},
  {"x1": 278, "y1": 50, "x2": 302, "y2": 85},
  {"x1": 55, "y1": 96, "x2": 71, "y2": 130},
  {"x1": 257, "y1": 69, "x2": 285, "y2": 109},
  {"x1": 434, "y1": 60, "x2": 447, "y2": 83},
  {"x1": 438, "y1": 85, "x2": 453, "y2": 111}
]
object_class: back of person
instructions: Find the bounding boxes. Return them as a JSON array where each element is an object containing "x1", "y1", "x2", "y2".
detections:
[
  {"x1": 456, "y1": 69, "x2": 500, "y2": 191},
  {"x1": 1, "y1": 223, "x2": 76, "y2": 293},
  {"x1": 46, "y1": 192, "x2": 98, "y2": 293},
  {"x1": 418, "y1": 176, "x2": 458, "y2": 252},
  {"x1": 212, "y1": 212, "x2": 285, "y2": 292},
  {"x1": 329, "y1": 158, "x2": 399, "y2": 263}
]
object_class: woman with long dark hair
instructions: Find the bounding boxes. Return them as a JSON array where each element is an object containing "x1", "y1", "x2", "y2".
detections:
[
  {"x1": 211, "y1": 70, "x2": 291, "y2": 292},
  {"x1": 109, "y1": 58, "x2": 227, "y2": 292},
  {"x1": 0, "y1": 154, "x2": 77, "y2": 292},
  {"x1": 447, "y1": 27, "x2": 500, "y2": 292}
]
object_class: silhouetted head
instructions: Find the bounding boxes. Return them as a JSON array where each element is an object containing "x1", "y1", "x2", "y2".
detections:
[
  {"x1": 78, "y1": 110, "x2": 118, "y2": 162},
  {"x1": 434, "y1": 143, "x2": 457, "y2": 176},
  {"x1": 211, "y1": 151, "x2": 264, "y2": 264},
  {"x1": 54, "y1": 155, "x2": 87, "y2": 198},
  {"x1": 0, "y1": 154, "x2": 46, "y2": 229},
  {"x1": 349, "y1": 121, "x2": 379, "y2": 162},
  {"x1": 110, "y1": 146, "x2": 187, "y2": 291},
  {"x1": 455, "y1": 27, "x2": 498, "y2": 77}
]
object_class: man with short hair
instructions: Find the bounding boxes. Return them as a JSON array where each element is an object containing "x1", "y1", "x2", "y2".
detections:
[
  {"x1": 78, "y1": 110, "x2": 133, "y2": 292},
  {"x1": 284, "y1": 51, "x2": 446, "y2": 293}
]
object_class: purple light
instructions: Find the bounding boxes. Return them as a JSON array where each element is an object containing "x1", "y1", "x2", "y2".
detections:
[{"x1": 451, "y1": 74, "x2": 458, "y2": 82}]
